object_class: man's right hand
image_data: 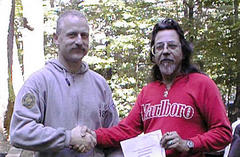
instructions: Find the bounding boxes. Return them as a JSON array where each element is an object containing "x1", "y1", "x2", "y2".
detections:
[{"x1": 70, "y1": 126, "x2": 96, "y2": 153}]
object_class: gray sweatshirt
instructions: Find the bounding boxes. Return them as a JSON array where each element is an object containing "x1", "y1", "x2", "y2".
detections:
[{"x1": 10, "y1": 59, "x2": 123, "y2": 157}]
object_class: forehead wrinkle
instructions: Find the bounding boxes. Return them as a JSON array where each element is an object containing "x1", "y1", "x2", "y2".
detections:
[{"x1": 57, "y1": 15, "x2": 89, "y2": 34}]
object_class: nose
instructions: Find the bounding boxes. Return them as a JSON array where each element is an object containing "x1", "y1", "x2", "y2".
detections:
[
  {"x1": 75, "y1": 34, "x2": 83, "y2": 46},
  {"x1": 162, "y1": 43, "x2": 170, "y2": 55}
]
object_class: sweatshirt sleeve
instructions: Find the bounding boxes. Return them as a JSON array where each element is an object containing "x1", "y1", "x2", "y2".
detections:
[
  {"x1": 189, "y1": 77, "x2": 232, "y2": 152},
  {"x1": 95, "y1": 89, "x2": 144, "y2": 147},
  {"x1": 102, "y1": 84, "x2": 120, "y2": 128},
  {"x1": 10, "y1": 83, "x2": 70, "y2": 152}
]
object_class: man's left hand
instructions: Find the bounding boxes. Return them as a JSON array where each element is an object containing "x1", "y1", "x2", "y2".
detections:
[{"x1": 160, "y1": 131, "x2": 189, "y2": 152}]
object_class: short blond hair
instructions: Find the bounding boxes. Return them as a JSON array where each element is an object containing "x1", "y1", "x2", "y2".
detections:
[{"x1": 56, "y1": 10, "x2": 88, "y2": 35}]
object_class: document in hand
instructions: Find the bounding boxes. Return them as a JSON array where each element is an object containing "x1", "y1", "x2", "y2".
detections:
[{"x1": 120, "y1": 130, "x2": 166, "y2": 157}]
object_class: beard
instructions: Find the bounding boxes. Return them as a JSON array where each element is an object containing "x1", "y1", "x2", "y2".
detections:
[
  {"x1": 67, "y1": 54, "x2": 85, "y2": 63},
  {"x1": 159, "y1": 61, "x2": 181, "y2": 76}
]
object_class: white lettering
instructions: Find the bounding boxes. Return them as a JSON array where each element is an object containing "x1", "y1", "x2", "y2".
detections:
[{"x1": 141, "y1": 99, "x2": 194, "y2": 121}]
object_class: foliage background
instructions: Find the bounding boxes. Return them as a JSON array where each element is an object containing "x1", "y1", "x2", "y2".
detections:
[{"x1": 13, "y1": 0, "x2": 239, "y2": 120}]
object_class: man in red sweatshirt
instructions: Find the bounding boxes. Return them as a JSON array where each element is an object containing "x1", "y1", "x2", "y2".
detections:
[{"x1": 76, "y1": 18, "x2": 232, "y2": 157}]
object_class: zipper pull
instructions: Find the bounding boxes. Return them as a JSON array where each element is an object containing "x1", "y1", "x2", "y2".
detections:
[
  {"x1": 164, "y1": 90, "x2": 168, "y2": 97},
  {"x1": 65, "y1": 78, "x2": 71, "y2": 86}
]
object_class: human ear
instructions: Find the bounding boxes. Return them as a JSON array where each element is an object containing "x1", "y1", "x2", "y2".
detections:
[{"x1": 53, "y1": 33, "x2": 59, "y2": 45}]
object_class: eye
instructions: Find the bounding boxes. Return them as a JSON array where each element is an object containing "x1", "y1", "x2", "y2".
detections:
[
  {"x1": 168, "y1": 43, "x2": 178, "y2": 50},
  {"x1": 67, "y1": 32, "x2": 77, "y2": 38},
  {"x1": 155, "y1": 43, "x2": 164, "y2": 51},
  {"x1": 81, "y1": 33, "x2": 89, "y2": 39}
]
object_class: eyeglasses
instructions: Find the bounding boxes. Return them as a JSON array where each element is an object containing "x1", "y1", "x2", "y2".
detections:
[{"x1": 152, "y1": 41, "x2": 181, "y2": 55}]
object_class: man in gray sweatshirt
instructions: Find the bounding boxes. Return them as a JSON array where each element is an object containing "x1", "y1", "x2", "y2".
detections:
[{"x1": 10, "y1": 10, "x2": 123, "y2": 157}]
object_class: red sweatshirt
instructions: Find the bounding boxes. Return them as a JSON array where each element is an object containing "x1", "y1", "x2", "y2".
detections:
[{"x1": 95, "y1": 73, "x2": 232, "y2": 157}]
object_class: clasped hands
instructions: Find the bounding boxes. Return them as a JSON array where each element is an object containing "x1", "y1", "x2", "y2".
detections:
[
  {"x1": 69, "y1": 126, "x2": 96, "y2": 153},
  {"x1": 69, "y1": 127, "x2": 190, "y2": 153}
]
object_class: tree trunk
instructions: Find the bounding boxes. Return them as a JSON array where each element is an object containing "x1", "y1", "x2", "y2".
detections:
[
  {"x1": 4, "y1": 36, "x2": 23, "y2": 137},
  {"x1": 183, "y1": 0, "x2": 195, "y2": 46},
  {"x1": 188, "y1": 0, "x2": 194, "y2": 43},
  {"x1": 183, "y1": 0, "x2": 188, "y2": 18},
  {"x1": 232, "y1": 0, "x2": 240, "y2": 122},
  {"x1": 234, "y1": 0, "x2": 239, "y2": 21},
  {"x1": 22, "y1": 0, "x2": 45, "y2": 80},
  {"x1": 0, "y1": 0, "x2": 12, "y2": 133},
  {"x1": 235, "y1": 73, "x2": 240, "y2": 110},
  {"x1": 3, "y1": 0, "x2": 16, "y2": 138}
]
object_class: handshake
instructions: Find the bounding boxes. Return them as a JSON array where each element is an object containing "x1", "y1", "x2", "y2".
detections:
[{"x1": 69, "y1": 126, "x2": 97, "y2": 153}]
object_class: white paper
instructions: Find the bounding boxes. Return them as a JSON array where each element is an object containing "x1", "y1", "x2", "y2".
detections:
[{"x1": 120, "y1": 130, "x2": 166, "y2": 157}]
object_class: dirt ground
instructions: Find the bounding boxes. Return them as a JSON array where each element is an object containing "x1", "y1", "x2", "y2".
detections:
[
  {"x1": 0, "y1": 131, "x2": 9, "y2": 155},
  {"x1": 0, "y1": 131, "x2": 34, "y2": 157}
]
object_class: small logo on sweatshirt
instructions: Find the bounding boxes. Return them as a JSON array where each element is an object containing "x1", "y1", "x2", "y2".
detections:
[
  {"x1": 22, "y1": 93, "x2": 36, "y2": 109},
  {"x1": 99, "y1": 103, "x2": 115, "y2": 118}
]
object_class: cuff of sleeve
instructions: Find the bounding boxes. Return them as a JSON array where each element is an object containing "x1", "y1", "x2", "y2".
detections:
[
  {"x1": 188, "y1": 137, "x2": 202, "y2": 151},
  {"x1": 64, "y1": 130, "x2": 71, "y2": 147},
  {"x1": 95, "y1": 130, "x2": 103, "y2": 146}
]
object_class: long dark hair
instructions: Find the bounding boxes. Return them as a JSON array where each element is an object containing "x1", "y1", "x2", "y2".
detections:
[{"x1": 150, "y1": 18, "x2": 200, "y2": 81}]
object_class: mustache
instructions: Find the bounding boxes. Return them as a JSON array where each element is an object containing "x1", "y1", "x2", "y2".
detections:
[
  {"x1": 71, "y1": 46, "x2": 86, "y2": 51},
  {"x1": 160, "y1": 58, "x2": 174, "y2": 62}
]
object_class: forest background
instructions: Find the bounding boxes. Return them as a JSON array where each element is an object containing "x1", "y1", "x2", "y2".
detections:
[{"x1": 0, "y1": 0, "x2": 239, "y2": 140}]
